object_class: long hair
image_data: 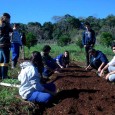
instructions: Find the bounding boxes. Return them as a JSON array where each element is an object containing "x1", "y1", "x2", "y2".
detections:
[
  {"x1": 30, "y1": 51, "x2": 44, "y2": 74},
  {"x1": 62, "y1": 51, "x2": 70, "y2": 65}
]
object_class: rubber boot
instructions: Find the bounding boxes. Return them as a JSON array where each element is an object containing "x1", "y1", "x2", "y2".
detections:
[{"x1": 1, "y1": 66, "x2": 8, "y2": 79}]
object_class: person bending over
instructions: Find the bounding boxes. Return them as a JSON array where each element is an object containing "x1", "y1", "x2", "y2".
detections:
[
  {"x1": 85, "y1": 48, "x2": 108, "y2": 76},
  {"x1": 54, "y1": 51, "x2": 70, "y2": 68}
]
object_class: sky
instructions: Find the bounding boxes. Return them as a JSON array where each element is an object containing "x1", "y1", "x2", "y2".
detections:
[{"x1": 0, "y1": 0, "x2": 115, "y2": 25}]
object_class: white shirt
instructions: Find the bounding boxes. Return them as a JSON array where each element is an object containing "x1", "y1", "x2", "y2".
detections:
[
  {"x1": 108, "y1": 56, "x2": 115, "y2": 66},
  {"x1": 18, "y1": 62, "x2": 44, "y2": 99}
]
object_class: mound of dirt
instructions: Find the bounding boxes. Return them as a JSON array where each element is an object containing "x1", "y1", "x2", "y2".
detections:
[{"x1": 41, "y1": 62, "x2": 115, "y2": 115}]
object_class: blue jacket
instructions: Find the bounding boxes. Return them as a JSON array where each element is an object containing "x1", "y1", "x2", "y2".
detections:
[
  {"x1": 82, "y1": 29, "x2": 96, "y2": 46},
  {"x1": 90, "y1": 50, "x2": 108, "y2": 64},
  {"x1": 54, "y1": 54, "x2": 63, "y2": 65}
]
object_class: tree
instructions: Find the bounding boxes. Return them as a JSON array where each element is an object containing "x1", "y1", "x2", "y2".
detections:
[
  {"x1": 26, "y1": 32, "x2": 37, "y2": 49},
  {"x1": 57, "y1": 35, "x2": 71, "y2": 46},
  {"x1": 100, "y1": 32, "x2": 113, "y2": 47}
]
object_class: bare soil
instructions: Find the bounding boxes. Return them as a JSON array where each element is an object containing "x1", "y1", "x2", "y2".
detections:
[{"x1": 10, "y1": 62, "x2": 115, "y2": 115}]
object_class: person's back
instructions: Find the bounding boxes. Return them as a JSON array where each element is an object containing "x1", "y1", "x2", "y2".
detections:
[
  {"x1": 11, "y1": 23, "x2": 22, "y2": 44},
  {"x1": 18, "y1": 61, "x2": 44, "y2": 100},
  {"x1": 18, "y1": 51, "x2": 56, "y2": 103}
]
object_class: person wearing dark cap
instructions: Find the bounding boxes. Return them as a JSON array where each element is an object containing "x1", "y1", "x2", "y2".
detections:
[
  {"x1": 82, "y1": 22, "x2": 96, "y2": 66},
  {"x1": 85, "y1": 48, "x2": 108, "y2": 76},
  {"x1": 0, "y1": 13, "x2": 13, "y2": 79}
]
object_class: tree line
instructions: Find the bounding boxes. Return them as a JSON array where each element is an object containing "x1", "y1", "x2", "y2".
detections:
[{"x1": 18, "y1": 14, "x2": 115, "y2": 48}]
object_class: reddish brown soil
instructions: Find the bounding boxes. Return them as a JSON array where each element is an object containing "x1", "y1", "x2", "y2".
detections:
[
  {"x1": 14, "y1": 62, "x2": 115, "y2": 115},
  {"x1": 43, "y1": 62, "x2": 115, "y2": 115}
]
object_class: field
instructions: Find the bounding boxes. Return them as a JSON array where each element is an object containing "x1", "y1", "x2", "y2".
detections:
[
  {"x1": 0, "y1": 61, "x2": 115, "y2": 115},
  {"x1": 0, "y1": 44, "x2": 115, "y2": 115}
]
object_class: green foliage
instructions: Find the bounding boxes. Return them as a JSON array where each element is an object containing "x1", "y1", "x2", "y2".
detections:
[
  {"x1": 99, "y1": 32, "x2": 113, "y2": 47},
  {"x1": 75, "y1": 37, "x2": 83, "y2": 50},
  {"x1": 26, "y1": 32, "x2": 37, "y2": 49},
  {"x1": 57, "y1": 35, "x2": 71, "y2": 46}
]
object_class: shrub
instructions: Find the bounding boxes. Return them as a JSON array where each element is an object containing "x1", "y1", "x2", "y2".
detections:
[
  {"x1": 99, "y1": 32, "x2": 113, "y2": 47},
  {"x1": 57, "y1": 35, "x2": 71, "y2": 46}
]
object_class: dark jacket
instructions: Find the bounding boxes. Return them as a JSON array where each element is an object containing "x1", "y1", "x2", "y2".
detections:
[
  {"x1": 82, "y1": 29, "x2": 96, "y2": 46},
  {"x1": 0, "y1": 23, "x2": 13, "y2": 48},
  {"x1": 90, "y1": 50, "x2": 109, "y2": 65}
]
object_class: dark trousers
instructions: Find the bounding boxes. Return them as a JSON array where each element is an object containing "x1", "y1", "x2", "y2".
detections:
[
  {"x1": 0, "y1": 48, "x2": 10, "y2": 79},
  {"x1": 84, "y1": 46, "x2": 91, "y2": 66}
]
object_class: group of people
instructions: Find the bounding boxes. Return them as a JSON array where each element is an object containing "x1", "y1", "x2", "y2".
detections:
[
  {"x1": 82, "y1": 22, "x2": 115, "y2": 82},
  {"x1": 0, "y1": 12, "x2": 26, "y2": 79},
  {"x1": 18, "y1": 45, "x2": 70, "y2": 104},
  {"x1": 1, "y1": 12, "x2": 115, "y2": 104}
]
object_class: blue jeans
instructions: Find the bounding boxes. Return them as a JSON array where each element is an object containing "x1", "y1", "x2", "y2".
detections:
[
  {"x1": 11, "y1": 43, "x2": 20, "y2": 62},
  {"x1": 27, "y1": 82, "x2": 56, "y2": 103},
  {"x1": 0, "y1": 48, "x2": 10, "y2": 79}
]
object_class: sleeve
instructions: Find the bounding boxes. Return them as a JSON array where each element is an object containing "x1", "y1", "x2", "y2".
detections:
[
  {"x1": 108, "y1": 56, "x2": 115, "y2": 66},
  {"x1": 82, "y1": 32, "x2": 85, "y2": 45},
  {"x1": 18, "y1": 68, "x2": 27, "y2": 82}
]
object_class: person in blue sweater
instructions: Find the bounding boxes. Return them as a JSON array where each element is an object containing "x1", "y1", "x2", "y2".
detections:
[
  {"x1": 54, "y1": 51, "x2": 70, "y2": 68},
  {"x1": 10, "y1": 23, "x2": 22, "y2": 68},
  {"x1": 82, "y1": 22, "x2": 96, "y2": 66},
  {"x1": 18, "y1": 51, "x2": 56, "y2": 103},
  {"x1": 85, "y1": 48, "x2": 108, "y2": 76}
]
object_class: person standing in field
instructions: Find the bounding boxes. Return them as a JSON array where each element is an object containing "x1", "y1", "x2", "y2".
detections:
[
  {"x1": 10, "y1": 23, "x2": 22, "y2": 68},
  {"x1": 0, "y1": 13, "x2": 13, "y2": 79},
  {"x1": 54, "y1": 51, "x2": 70, "y2": 68},
  {"x1": 82, "y1": 22, "x2": 96, "y2": 66}
]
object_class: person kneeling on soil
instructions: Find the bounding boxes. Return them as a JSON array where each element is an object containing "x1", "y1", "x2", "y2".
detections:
[
  {"x1": 41, "y1": 45, "x2": 59, "y2": 79},
  {"x1": 100, "y1": 42, "x2": 115, "y2": 82},
  {"x1": 54, "y1": 51, "x2": 70, "y2": 68},
  {"x1": 85, "y1": 48, "x2": 108, "y2": 76},
  {"x1": 18, "y1": 51, "x2": 56, "y2": 103}
]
